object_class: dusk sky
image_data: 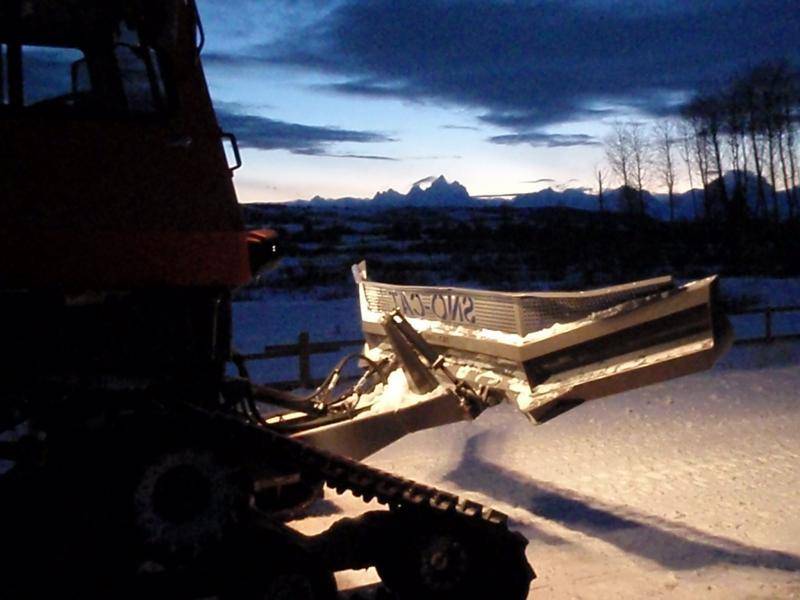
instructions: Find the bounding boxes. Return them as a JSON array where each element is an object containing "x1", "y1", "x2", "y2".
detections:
[{"x1": 196, "y1": 0, "x2": 799, "y2": 203}]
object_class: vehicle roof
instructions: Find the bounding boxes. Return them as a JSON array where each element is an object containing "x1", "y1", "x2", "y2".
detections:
[{"x1": 0, "y1": 0, "x2": 177, "y2": 48}]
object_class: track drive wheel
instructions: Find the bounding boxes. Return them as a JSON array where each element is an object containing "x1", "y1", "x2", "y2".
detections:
[
  {"x1": 374, "y1": 509, "x2": 534, "y2": 600},
  {"x1": 133, "y1": 447, "x2": 248, "y2": 563}
]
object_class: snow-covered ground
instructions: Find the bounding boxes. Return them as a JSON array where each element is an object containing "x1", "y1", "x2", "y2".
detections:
[
  {"x1": 290, "y1": 342, "x2": 800, "y2": 599},
  {"x1": 233, "y1": 277, "x2": 800, "y2": 598}
]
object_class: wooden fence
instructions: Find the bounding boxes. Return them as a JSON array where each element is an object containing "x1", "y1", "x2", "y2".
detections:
[
  {"x1": 242, "y1": 305, "x2": 800, "y2": 388},
  {"x1": 238, "y1": 333, "x2": 364, "y2": 389},
  {"x1": 729, "y1": 304, "x2": 800, "y2": 345}
]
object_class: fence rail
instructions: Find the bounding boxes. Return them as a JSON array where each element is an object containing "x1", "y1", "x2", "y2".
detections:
[
  {"x1": 239, "y1": 333, "x2": 364, "y2": 389},
  {"x1": 730, "y1": 304, "x2": 800, "y2": 345},
  {"x1": 243, "y1": 305, "x2": 800, "y2": 388}
]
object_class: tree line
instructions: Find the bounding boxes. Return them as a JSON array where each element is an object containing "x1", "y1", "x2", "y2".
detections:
[{"x1": 601, "y1": 61, "x2": 799, "y2": 224}]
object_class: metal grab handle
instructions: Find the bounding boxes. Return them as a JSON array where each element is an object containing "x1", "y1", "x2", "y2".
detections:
[
  {"x1": 221, "y1": 131, "x2": 242, "y2": 171},
  {"x1": 188, "y1": 0, "x2": 206, "y2": 54}
]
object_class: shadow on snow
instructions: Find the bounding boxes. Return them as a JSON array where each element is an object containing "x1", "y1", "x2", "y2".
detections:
[{"x1": 445, "y1": 432, "x2": 800, "y2": 573}]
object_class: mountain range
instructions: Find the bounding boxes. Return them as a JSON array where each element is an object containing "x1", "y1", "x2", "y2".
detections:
[{"x1": 282, "y1": 174, "x2": 797, "y2": 221}]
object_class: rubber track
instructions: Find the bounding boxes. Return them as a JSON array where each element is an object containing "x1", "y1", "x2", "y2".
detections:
[
  {"x1": 192, "y1": 406, "x2": 535, "y2": 594},
  {"x1": 267, "y1": 418, "x2": 536, "y2": 590},
  {"x1": 205, "y1": 406, "x2": 524, "y2": 535},
  {"x1": 243, "y1": 412, "x2": 510, "y2": 526}
]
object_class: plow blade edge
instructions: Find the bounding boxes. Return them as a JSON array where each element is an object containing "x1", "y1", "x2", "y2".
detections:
[{"x1": 353, "y1": 262, "x2": 733, "y2": 423}]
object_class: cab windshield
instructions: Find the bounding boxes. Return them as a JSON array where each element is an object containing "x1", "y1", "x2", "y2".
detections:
[{"x1": 0, "y1": 1, "x2": 177, "y2": 116}]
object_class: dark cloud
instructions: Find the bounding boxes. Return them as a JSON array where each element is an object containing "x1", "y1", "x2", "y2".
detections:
[
  {"x1": 215, "y1": 108, "x2": 396, "y2": 158},
  {"x1": 412, "y1": 175, "x2": 439, "y2": 187},
  {"x1": 490, "y1": 132, "x2": 601, "y2": 148},
  {"x1": 210, "y1": 0, "x2": 799, "y2": 131},
  {"x1": 322, "y1": 79, "x2": 413, "y2": 98},
  {"x1": 440, "y1": 124, "x2": 480, "y2": 131},
  {"x1": 292, "y1": 149, "x2": 399, "y2": 160},
  {"x1": 524, "y1": 178, "x2": 556, "y2": 184}
]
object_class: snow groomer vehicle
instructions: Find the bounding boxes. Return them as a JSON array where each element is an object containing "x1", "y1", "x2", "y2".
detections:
[{"x1": 0, "y1": 1, "x2": 731, "y2": 598}]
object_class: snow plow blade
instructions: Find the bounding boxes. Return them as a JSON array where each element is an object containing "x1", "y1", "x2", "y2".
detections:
[{"x1": 353, "y1": 262, "x2": 733, "y2": 424}]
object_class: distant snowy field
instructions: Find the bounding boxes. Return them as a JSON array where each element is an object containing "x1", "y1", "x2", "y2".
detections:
[{"x1": 234, "y1": 276, "x2": 800, "y2": 599}]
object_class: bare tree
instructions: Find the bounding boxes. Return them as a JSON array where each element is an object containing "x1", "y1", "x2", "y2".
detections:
[
  {"x1": 629, "y1": 122, "x2": 650, "y2": 214},
  {"x1": 677, "y1": 60, "x2": 800, "y2": 223},
  {"x1": 752, "y1": 64, "x2": 784, "y2": 221},
  {"x1": 721, "y1": 83, "x2": 755, "y2": 220},
  {"x1": 773, "y1": 62, "x2": 799, "y2": 218},
  {"x1": 684, "y1": 95, "x2": 730, "y2": 217},
  {"x1": 787, "y1": 66, "x2": 800, "y2": 215},
  {"x1": 684, "y1": 108, "x2": 714, "y2": 220},
  {"x1": 787, "y1": 95, "x2": 800, "y2": 217},
  {"x1": 653, "y1": 120, "x2": 677, "y2": 221},
  {"x1": 677, "y1": 121, "x2": 700, "y2": 220},
  {"x1": 789, "y1": 109, "x2": 800, "y2": 217},
  {"x1": 605, "y1": 122, "x2": 631, "y2": 188},
  {"x1": 724, "y1": 87, "x2": 746, "y2": 193},
  {"x1": 737, "y1": 74, "x2": 769, "y2": 218},
  {"x1": 604, "y1": 122, "x2": 637, "y2": 214},
  {"x1": 595, "y1": 165, "x2": 608, "y2": 213}
]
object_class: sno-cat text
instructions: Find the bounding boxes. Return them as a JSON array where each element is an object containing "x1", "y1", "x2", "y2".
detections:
[{"x1": 385, "y1": 291, "x2": 476, "y2": 324}]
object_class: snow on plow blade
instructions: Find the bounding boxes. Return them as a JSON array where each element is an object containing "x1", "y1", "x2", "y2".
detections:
[{"x1": 353, "y1": 262, "x2": 733, "y2": 423}]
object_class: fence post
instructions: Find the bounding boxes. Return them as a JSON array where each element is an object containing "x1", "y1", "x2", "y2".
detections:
[
  {"x1": 765, "y1": 307, "x2": 773, "y2": 343},
  {"x1": 298, "y1": 331, "x2": 311, "y2": 388}
]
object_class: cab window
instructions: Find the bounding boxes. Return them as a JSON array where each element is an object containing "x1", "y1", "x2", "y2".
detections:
[
  {"x1": 115, "y1": 44, "x2": 167, "y2": 113},
  {"x1": 1, "y1": 39, "x2": 170, "y2": 117},
  {"x1": 1, "y1": 44, "x2": 5, "y2": 105},
  {"x1": 22, "y1": 46, "x2": 85, "y2": 108}
]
